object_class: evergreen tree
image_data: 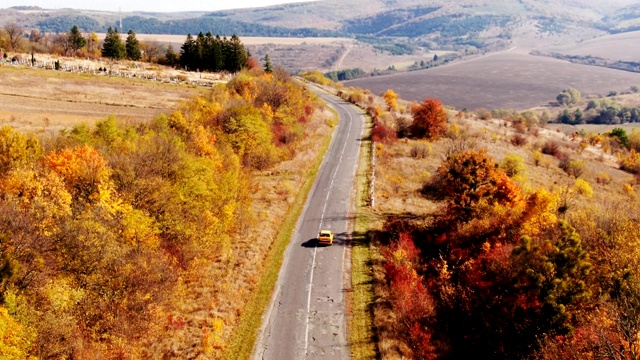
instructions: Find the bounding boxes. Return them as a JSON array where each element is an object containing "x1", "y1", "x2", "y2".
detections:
[
  {"x1": 212, "y1": 35, "x2": 224, "y2": 72},
  {"x1": 179, "y1": 33, "x2": 197, "y2": 71},
  {"x1": 125, "y1": 29, "x2": 141, "y2": 60},
  {"x1": 264, "y1": 54, "x2": 273, "y2": 73},
  {"x1": 225, "y1": 34, "x2": 248, "y2": 73},
  {"x1": 202, "y1": 32, "x2": 215, "y2": 71},
  {"x1": 195, "y1": 31, "x2": 207, "y2": 71},
  {"x1": 68, "y1": 25, "x2": 86, "y2": 53},
  {"x1": 101, "y1": 27, "x2": 125, "y2": 60},
  {"x1": 164, "y1": 45, "x2": 178, "y2": 66}
]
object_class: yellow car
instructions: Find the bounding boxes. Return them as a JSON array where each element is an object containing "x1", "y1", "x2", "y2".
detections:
[{"x1": 317, "y1": 230, "x2": 334, "y2": 245}]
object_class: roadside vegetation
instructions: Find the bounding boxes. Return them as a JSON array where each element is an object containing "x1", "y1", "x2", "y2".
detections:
[
  {"x1": 302, "y1": 71, "x2": 640, "y2": 359},
  {"x1": 0, "y1": 65, "x2": 337, "y2": 358}
]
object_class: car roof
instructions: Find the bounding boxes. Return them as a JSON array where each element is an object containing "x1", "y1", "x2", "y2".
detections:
[{"x1": 320, "y1": 230, "x2": 332, "y2": 234}]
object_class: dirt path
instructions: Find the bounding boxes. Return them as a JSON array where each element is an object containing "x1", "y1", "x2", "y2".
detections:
[{"x1": 335, "y1": 44, "x2": 352, "y2": 70}]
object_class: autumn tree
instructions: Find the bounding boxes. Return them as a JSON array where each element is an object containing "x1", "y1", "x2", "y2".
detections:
[
  {"x1": 86, "y1": 32, "x2": 100, "y2": 54},
  {"x1": 0, "y1": 126, "x2": 42, "y2": 175},
  {"x1": 2, "y1": 22, "x2": 24, "y2": 51},
  {"x1": 435, "y1": 148, "x2": 521, "y2": 220},
  {"x1": 383, "y1": 89, "x2": 398, "y2": 111},
  {"x1": 410, "y1": 98, "x2": 448, "y2": 140},
  {"x1": 125, "y1": 29, "x2": 141, "y2": 60}
]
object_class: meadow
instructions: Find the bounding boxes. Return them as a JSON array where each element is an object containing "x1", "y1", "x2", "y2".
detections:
[{"x1": 0, "y1": 63, "x2": 206, "y2": 134}]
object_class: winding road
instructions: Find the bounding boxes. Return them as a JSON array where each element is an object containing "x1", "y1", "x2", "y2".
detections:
[{"x1": 251, "y1": 85, "x2": 365, "y2": 360}]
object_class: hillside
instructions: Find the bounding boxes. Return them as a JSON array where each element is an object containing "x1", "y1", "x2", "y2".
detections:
[
  {"x1": 345, "y1": 48, "x2": 640, "y2": 111},
  {"x1": 4, "y1": 0, "x2": 640, "y2": 49}
]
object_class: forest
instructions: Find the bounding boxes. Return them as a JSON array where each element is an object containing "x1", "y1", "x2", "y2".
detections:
[{"x1": 0, "y1": 67, "x2": 321, "y2": 357}]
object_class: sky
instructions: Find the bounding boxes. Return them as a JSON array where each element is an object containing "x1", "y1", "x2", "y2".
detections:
[{"x1": 2, "y1": 0, "x2": 318, "y2": 12}]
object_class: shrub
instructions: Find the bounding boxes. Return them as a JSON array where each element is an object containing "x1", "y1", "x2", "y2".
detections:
[
  {"x1": 532, "y1": 149, "x2": 543, "y2": 167},
  {"x1": 476, "y1": 108, "x2": 492, "y2": 120},
  {"x1": 541, "y1": 140, "x2": 560, "y2": 156},
  {"x1": 511, "y1": 133, "x2": 527, "y2": 147},
  {"x1": 371, "y1": 118, "x2": 397, "y2": 144},
  {"x1": 410, "y1": 142, "x2": 431, "y2": 159},
  {"x1": 574, "y1": 178, "x2": 594, "y2": 198},
  {"x1": 500, "y1": 154, "x2": 526, "y2": 178},
  {"x1": 560, "y1": 159, "x2": 585, "y2": 178},
  {"x1": 595, "y1": 171, "x2": 612, "y2": 185}
]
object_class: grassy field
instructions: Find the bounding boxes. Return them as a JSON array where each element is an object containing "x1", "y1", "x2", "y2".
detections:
[
  {"x1": 345, "y1": 49, "x2": 640, "y2": 111},
  {"x1": 0, "y1": 64, "x2": 205, "y2": 134}
]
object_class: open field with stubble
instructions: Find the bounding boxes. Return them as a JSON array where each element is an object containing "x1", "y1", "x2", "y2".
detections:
[
  {"x1": 0, "y1": 63, "x2": 206, "y2": 134},
  {"x1": 345, "y1": 49, "x2": 640, "y2": 111}
]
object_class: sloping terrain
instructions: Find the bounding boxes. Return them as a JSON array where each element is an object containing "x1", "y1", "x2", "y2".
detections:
[{"x1": 345, "y1": 49, "x2": 640, "y2": 111}]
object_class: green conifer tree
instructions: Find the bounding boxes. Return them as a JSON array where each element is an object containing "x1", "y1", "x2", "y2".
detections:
[
  {"x1": 101, "y1": 27, "x2": 125, "y2": 60},
  {"x1": 125, "y1": 29, "x2": 141, "y2": 61}
]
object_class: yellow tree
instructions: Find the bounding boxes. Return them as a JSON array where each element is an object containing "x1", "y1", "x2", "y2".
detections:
[{"x1": 383, "y1": 89, "x2": 398, "y2": 112}]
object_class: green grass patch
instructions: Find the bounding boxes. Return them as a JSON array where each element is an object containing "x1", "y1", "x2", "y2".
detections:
[
  {"x1": 223, "y1": 101, "x2": 338, "y2": 360},
  {"x1": 349, "y1": 115, "x2": 378, "y2": 359}
]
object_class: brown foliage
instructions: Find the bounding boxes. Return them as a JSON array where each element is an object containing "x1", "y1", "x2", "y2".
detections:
[{"x1": 410, "y1": 98, "x2": 448, "y2": 140}]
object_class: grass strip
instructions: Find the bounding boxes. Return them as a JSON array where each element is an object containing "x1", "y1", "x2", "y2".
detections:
[
  {"x1": 224, "y1": 105, "x2": 339, "y2": 360},
  {"x1": 349, "y1": 113, "x2": 378, "y2": 359}
]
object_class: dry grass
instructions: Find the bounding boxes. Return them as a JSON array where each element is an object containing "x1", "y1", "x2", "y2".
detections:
[{"x1": 0, "y1": 63, "x2": 206, "y2": 134}]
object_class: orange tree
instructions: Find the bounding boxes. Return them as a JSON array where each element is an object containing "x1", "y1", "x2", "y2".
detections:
[{"x1": 410, "y1": 98, "x2": 448, "y2": 140}]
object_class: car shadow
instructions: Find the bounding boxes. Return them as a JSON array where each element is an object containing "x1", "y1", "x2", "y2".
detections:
[
  {"x1": 301, "y1": 238, "x2": 319, "y2": 248},
  {"x1": 302, "y1": 237, "x2": 337, "y2": 248}
]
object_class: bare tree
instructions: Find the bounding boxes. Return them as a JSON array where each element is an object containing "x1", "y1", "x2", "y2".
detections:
[
  {"x1": 29, "y1": 29, "x2": 44, "y2": 44},
  {"x1": 3, "y1": 22, "x2": 24, "y2": 51},
  {"x1": 140, "y1": 41, "x2": 162, "y2": 63}
]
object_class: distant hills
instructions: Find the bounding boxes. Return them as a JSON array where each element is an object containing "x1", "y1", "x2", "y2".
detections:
[{"x1": 4, "y1": 0, "x2": 640, "y2": 47}]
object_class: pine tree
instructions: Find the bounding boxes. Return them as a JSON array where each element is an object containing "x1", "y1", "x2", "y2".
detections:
[
  {"x1": 68, "y1": 25, "x2": 86, "y2": 53},
  {"x1": 179, "y1": 33, "x2": 197, "y2": 71},
  {"x1": 264, "y1": 54, "x2": 273, "y2": 73},
  {"x1": 125, "y1": 29, "x2": 141, "y2": 61},
  {"x1": 226, "y1": 34, "x2": 248, "y2": 73},
  {"x1": 212, "y1": 35, "x2": 224, "y2": 72},
  {"x1": 101, "y1": 27, "x2": 125, "y2": 60}
]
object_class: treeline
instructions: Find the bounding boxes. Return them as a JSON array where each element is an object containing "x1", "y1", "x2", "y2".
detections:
[
  {"x1": 324, "y1": 68, "x2": 368, "y2": 82},
  {"x1": 175, "y1": 32, "x2": 248, "y2": 73},
  {"x1": 556, "y1": 94, "x2": 640, "y2": 125},
  {"x1": 35, "y1": 15, "x2": 339, "y2": 37},
  {"x1": 534, "y1": 51, "x2": 640, "y2": 74},
  {"x1": 0, "y1": 69, "x2": 319, "y2": 357}
]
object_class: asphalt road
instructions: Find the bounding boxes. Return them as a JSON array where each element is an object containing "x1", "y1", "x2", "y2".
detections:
[{"x1": 252, "y1": 85, "x2": 365, "y2": 360}]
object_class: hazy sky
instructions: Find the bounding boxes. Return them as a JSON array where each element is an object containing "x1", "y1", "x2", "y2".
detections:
[{"x1": 2, "y1": 0, "x2": 317, "y2": 12}]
